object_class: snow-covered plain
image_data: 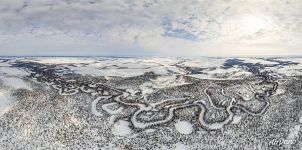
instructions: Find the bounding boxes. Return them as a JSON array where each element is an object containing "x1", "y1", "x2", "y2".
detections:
[
  {"x1": 19, "y1": 56, "x2": 302, "y2": 78},
  {"x1": 0, "y1": 56, "x2": 301, "y2": 150}
]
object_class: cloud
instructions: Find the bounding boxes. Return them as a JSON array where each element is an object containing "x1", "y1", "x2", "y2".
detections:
[{"x1": 0, "y1": 0, "x2": 301, "y2": 56}]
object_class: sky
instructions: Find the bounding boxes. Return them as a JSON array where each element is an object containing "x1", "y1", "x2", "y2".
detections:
[{"x1": 0, "y1": 0, "x2": 301, "y2": 56}]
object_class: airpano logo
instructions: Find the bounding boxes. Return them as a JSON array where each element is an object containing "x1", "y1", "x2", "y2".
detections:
[{"x1": 268, "y1": 139, "x2": 296, "y2": 146}]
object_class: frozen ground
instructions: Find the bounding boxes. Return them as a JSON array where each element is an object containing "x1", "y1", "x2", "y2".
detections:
[{"x1": 0, "y1": 56, "x2": 301, "y2": 149}]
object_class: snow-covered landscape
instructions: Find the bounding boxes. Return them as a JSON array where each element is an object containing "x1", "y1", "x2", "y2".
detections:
[{"x1": 0, "y1": 56, "x2": 301, "y2": 149}]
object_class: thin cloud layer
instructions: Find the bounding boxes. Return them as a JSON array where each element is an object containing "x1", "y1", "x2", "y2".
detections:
[{"x1": 0, "y1": 0, "x2": 301, "y2": 56}]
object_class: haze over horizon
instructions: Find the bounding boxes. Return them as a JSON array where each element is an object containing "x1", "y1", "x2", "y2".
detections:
[{"x1": 0, "y1": 0, "x2": 301, "y2": 56}]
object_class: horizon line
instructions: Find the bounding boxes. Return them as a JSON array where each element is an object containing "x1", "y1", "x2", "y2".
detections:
[{"x1": 0, "y1": 54, "x2": 302, "y2": 58}]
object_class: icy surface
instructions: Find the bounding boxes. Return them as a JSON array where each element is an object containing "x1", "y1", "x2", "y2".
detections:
[
  {"x1": 0, "y1": 67, "x2": 30, "y2": 76},
  {"x1": 112, "y1": 120, "x2": 132, "y2": 136},
  {"x1": 174, "y1": 143, "x2": 189, "y2": 150},
  {"x1": 231, "y1": 115, "x2": 242, "y2": 124},
  {"x1": 1, "y1": 77, "x2": 30, "y2": 89},
  {"x1": 174, "y1": 120, "x2": 193, "y2": 134}
]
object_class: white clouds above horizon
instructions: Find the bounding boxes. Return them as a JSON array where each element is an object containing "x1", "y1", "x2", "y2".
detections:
[{"x1": 0, "y1": 0, "x2": 301, "y2": 56}]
